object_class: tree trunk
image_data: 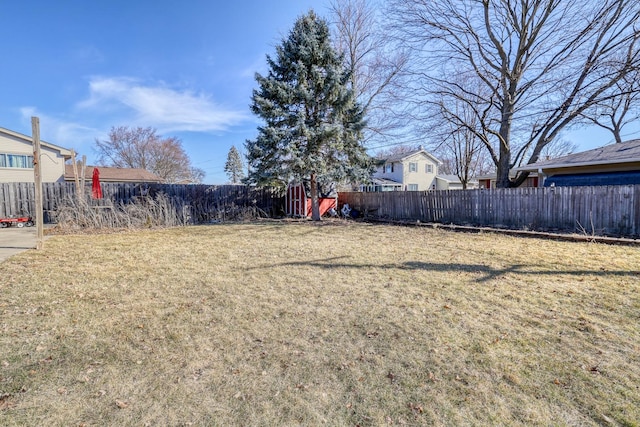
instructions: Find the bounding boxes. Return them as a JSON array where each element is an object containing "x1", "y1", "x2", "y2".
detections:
[
  {"x1": 496, "y1": 154, "x2": 512, "y2": 188},
  {"x1": 496, "y1": 99, "x2": 515, "y2": 188},
  {"x1": 310, "y1": 173, "x2": 321, "y2": 221},
  {"x1": 613, "y1": 124, "x2": 623, "y2": 144}
]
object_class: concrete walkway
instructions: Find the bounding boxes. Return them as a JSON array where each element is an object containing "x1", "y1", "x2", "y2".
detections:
[{"x1": 0, "y1": 226, "x2": 37, "y2": 262}]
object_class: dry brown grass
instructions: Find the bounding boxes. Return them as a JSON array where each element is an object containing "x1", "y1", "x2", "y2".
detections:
[
  {"x1": 52, "y1": 194, "x2": 186, "y2": 230},
  {"x1": 1, "y1": 221, "x2": 639, "y2": 426}
]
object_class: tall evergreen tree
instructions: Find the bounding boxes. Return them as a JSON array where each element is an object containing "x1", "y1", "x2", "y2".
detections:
[
  {"x1": 224, "y1": 145, "x2": 245, "y2": 184},
  {"x1": 246, "y1": 10, "x2": 371, "y2": 220}
]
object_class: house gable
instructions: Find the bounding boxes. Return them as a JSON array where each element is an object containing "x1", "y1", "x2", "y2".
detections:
[
  {"x1": 371, "y1": 148, "x2": 442, "y2": 191},
  {"x1": 0, "y1": 127, "x2": 72, "y2": 183}
]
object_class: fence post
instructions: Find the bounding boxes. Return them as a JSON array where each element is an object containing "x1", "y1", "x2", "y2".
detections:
[{"x1": 32, "y1": 117, "x2": 44, "y2": 250}]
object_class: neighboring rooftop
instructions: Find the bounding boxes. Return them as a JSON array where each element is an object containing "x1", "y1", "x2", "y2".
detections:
[
  {"x1": 64, "y1": 165, "x2": 164, "y2": 183},
  {"x1": 519, "y1": 139, "x2": 640, "y2": 171},
  {"x1": 436, "y1": 174, "x2": 468, "y2": 183},
  {"x1": 378, "y1": 146, "x2": 442, "y2": 164},
  {"x1": 370, "y1": 177, "x2": 402, "y2": 186}
]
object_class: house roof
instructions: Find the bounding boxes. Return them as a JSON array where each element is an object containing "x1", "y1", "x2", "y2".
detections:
[
  {"x1": 436, "y1": 174, "x2": 465, "y2": 183},
  {"x1": 518, "y1": 139, "x2": 640, "y2": 172},
  {"x1": 475, "y1": 171, "x2": 539, "y2": 180},
  {"x1": 0, "y1": 126, "x2": 73, "y2": 157},
  {"x1": 370, "y1": 177, "x2": 403, "y2": 186},
  {"x1": 381, "y1": 147, "x2": 443, "y2": 165},
  {"x1": 64, "y1": 165, "x2": 164, "y2": 183}
]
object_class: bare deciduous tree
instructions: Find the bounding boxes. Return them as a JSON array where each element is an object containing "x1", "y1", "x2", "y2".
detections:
[
  {"x1": 374, "y1": 144, "x2": 420, "y2": 160},
  {"x1": 537, "y1": 138, "x2": 579, "y2": 161},
  {"x1": 435, "y1": 126, "x2": 490, "y2": 189},
  {"x1": 581, "y1": 71, "x2": 640, "y2": 143},
  {"x1": 390, "y1": 0, "x2": 640, "y2": 187},
  {"x1": 425, "y1": 77, "x2": 493, "y2": 188},
  {"x1": 95, "y1": 126, "x2": 205, "y2": 183},
  {"x1": 330, "y1": 0, "x2": 409, "y2": 145},
  {"x1": 189, "y1": 167, "x2": 206, "y2": 184}
]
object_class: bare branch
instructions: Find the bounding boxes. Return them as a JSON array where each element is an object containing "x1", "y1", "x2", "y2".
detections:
[
  {"x1": 95, "y1": 126, "x2": 204, "y2": 183},
  {"x1": 330, "y1": 0, "x2": 410, "y2": 145},
  {"x1": 389, "y1": 0, "x2": 640, "y2": 187}
]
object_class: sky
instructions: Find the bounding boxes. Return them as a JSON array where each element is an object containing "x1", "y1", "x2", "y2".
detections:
[
  {"x1": 0, "y1": 0, "x2": 325, "y2": 184},
  {"x1": 1, "y1": 1, "x2": 636, "y2": 184}
]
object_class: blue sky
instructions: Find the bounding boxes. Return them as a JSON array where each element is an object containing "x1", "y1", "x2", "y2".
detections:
[
  {"x1": 1, "y1": 1, "x2": 636, "y2": 184},
  {"x1": 0, "y1": 0, "x2": 324, "y2": 183}
]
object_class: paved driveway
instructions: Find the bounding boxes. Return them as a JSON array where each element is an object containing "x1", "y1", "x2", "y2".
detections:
[{"x1": 0, "y1": 226, "x2": 37, "y2": 262}]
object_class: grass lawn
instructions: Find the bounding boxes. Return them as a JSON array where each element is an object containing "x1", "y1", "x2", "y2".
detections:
[{"x1": 1, "y1": 221, "x2": 639, "y2": 426}]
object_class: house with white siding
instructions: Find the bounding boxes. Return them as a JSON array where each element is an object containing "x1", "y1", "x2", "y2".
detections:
[
  {"x1": 365, "y1": 146, "x2": 442, "y2": 191},
  {"x1": 0, "y1": 127, "x2": 72, "y2": 183}
]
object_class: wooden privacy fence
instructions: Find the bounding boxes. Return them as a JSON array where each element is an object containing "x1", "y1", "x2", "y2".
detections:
[
  {"x1": 0, "y1": 182, "x2": 285, "y2": 223},
  {"x1": 4, "y1": 182, "x2": 639, "y2": 237},
  {"x1": 339, "y1": 185, "x2": 640, "y2": 238}
]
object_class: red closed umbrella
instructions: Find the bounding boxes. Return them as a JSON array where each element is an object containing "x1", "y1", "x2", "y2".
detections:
[{"x1": 92, "y1": 167, "x2": 103, "y2": 199}]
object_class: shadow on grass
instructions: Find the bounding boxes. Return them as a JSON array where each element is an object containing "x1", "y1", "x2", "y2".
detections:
[{"x1": 248, "y1": 256, "x2": 640, "y2": 283}]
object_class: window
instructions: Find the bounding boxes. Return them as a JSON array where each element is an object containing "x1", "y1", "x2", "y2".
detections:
[
  {"x1": 385, "y1": 163, "x2": 394, "y2": 173},
  {"x1": 408, "y1": 184, "x2": 419, "y2": 191},
  {"x1": 426, "y1": 164, "x2": 433, "y2": 173},
  {"x1": 0, "y1": 154, "x2": 34, "y2": 169},
  {"x1": 409, "y1": 162, "x2": 417, "y2": 172}
]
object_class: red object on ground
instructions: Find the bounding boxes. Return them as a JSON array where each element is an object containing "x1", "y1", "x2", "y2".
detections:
[
  {"x1": 0, "y1": 216, "x2": 34, "y2": 228},
  {"x1": 286, "y1": 183, "x2": 337, "y2": 218},
  {"x1": 92, "y1": 167, "x2": 103, "y2": 199},
  {"x1": 305, "y1": 197, "x2": 337, "y2": 218}
]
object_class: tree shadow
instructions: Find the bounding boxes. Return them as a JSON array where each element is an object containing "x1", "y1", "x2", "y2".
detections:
[{"x1": 247, "y1": 257, "x2": 640, "y2": 283}]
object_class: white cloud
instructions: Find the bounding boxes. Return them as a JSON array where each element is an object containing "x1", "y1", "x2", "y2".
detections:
[
  {"x1": 78, "y1": 77, "x2": 249, "y2": 133},
  {"x1": 19, "y1": 107, "x2": 101, "y2": 155}
]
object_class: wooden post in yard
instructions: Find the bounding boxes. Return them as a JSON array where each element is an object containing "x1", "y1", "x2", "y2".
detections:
[
  {"x1": 32, "y1": 117, "x2": 44, "y2": 250},
  {"x1": 71, "y1": 149, "x2": 80, "y2": 194},
  {"x1": 80, "y1": 155, "x2": 87, "y2": 198}
]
